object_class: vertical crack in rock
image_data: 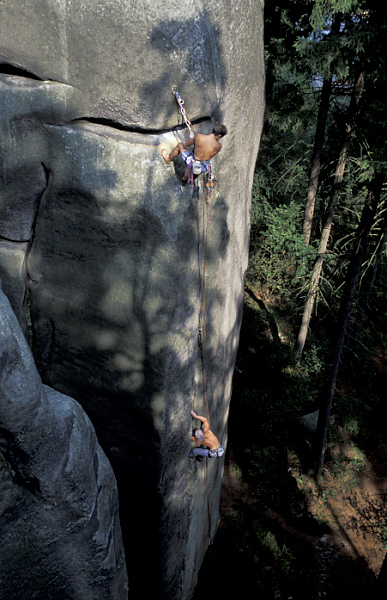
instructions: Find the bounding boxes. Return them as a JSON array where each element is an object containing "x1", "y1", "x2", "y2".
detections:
[
  {"x1": 194, "y1": 4, "x2": 222, "y2": 102},
  {"x1": 32, "y1": 317, "x2": 55, "y2": 375},
  {"x1": 24, "y1": 161, "x2": 49, "y2": 283},
  {"x1": 23, "y1": 162, "x2": 50, "y2": 351}
]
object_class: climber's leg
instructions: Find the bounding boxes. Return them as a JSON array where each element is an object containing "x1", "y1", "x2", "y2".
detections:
[
  {"x1": 182, "y1": 165, "x2": 191, "y2": 182},
  {"x1": 161, "y1": 142, "x2": 186, "y2": 164}
]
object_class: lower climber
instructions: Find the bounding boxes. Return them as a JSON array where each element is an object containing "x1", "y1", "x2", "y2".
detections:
[
  {"x1": 161, "y1": 124, "x2": 227, "y2": 182},
  {"x1": 190, "y1": 410, "x2": 224, "y2": 459}
]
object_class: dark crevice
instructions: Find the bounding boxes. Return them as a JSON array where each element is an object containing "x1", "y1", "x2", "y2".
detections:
[
  {"x1": 41, "y1": 162, "x2": 50, "y2": 188},
  {"x1": 0, "y1": 428, "x2": 42, "y2": 496},
  {"x1": 23, "y1": 162, "x2": 50, "y2": 352},
  {"x1": 71, "y1": 116, "x2": 212, "y2": 135},
  {"x1": 24, "y1": 163, "x2": 48, "y2": 283},
  {"x1": 0, "y1": 234, "x2": 30, "y2": 243},
  {"x1": 0, "y1": 62, "x2": 42, "y2": 81},
  {"x1": 29, "y1": 162, "x2": 49, "y2": 252},
  {"x1": 33, "y1": 317, "x2": 55, "y2": 376}
]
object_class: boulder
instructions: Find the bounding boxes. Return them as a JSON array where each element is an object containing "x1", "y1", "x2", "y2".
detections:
[
  {"x1": 297, "y1": 410, "x2": 335, "y2": 440},
  {"x1": 0, "y1": 1, "x2": 265, "y2": 597},
  {"x1": 0, "y1": 285, "x2": 128, "y2": 599}
]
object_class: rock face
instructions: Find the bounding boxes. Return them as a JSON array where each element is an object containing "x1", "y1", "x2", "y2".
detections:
[
  {"x1": 0, "y1": 286, "x2": 128, "y2": 599},
  {"x1": 0, "y1": 1, "x2": 265, "y2": 598}
]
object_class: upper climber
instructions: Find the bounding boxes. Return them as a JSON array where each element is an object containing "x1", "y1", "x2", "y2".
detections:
[
  {"x1": 189, "y1": 410, "x2": 224, "y2": 459},
  {"x1": 161, "y1": 124, "x2": 227, "y2": 182}
]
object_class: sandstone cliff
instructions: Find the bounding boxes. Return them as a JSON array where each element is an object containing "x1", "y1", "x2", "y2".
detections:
[
  {"x1": 0, "y1": 286, "x2": 128, "y2": 599},
  {"x1": 0, "y1": 1, "x2": 264, "y2": 597}
]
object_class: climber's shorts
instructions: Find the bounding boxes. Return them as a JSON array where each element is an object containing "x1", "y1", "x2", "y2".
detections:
[
  {"x1": 181, "y1": 151, "x2": 210, "y2": 175},
  {"x1": 189, "y1": 445, "x2": 225, "y2": 459}
]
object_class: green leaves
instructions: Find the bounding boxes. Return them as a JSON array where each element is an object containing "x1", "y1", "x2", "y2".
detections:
[
  {"x1": 309, "y1": 0, "x2": 361, "y2": 32},
  {"x1": 249, "y1": 188, "x2": 317, "y2": 305}
]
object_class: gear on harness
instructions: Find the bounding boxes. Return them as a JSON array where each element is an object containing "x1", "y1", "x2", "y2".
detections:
[
  {"x1": 192, "y1": 161, "x2": 203, "y2": 175},
  {"x1": 171, "y1": 87, "x2": 216, "y2": 196}
]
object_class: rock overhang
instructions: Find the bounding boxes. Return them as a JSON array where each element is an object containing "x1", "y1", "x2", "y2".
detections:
[{"x1": 0, "y1": 0, "x2": 221, "y2": 129}]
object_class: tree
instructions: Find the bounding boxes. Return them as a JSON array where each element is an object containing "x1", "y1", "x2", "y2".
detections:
[
  {"x1": 295, "y1": 64, "x2": 364, "y2": 362},
  {"x1": 351, "y1": 203, "x2": 387, "y2": 344},
  {"x1": 301, "y1": 13, "x2": 344, "y2": 247},
  {"x1": 312, "y1": 172, "x2": 384, "y2": 475},
  {"x1": 303, "y1": 75, "x2": 332, "y2": 246}
]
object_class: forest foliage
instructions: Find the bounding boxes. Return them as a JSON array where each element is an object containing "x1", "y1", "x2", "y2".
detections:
[
  {"x1": 249, "y1": 0, "x2": 387, "y2": 458},
  {"x1": 194, "y1": 3, "x2": 387, "y2": 599},
  {"x1": 193, "y1": 3, "x2": 387, "y2": 597}
]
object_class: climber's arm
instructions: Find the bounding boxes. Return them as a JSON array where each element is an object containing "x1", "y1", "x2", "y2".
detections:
[
  {"x1": 191, "y1": 411, "x2": 220, "y2": 450},
  {"x1": 191, "y1": 410, "x2": 210, "y2": 431}
]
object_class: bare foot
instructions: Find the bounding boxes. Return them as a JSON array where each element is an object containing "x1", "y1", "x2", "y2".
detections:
[{"x1": 161, "y1": 148, "x2": 171, "y2": 164}]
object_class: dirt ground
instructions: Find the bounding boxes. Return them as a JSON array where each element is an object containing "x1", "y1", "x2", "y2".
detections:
[
  {"x1": 201, "y1": 292, "x2": 387, "y2": 597},
  {"x1": 219, "y1": 434, "x2": 387, "y2": 594}
]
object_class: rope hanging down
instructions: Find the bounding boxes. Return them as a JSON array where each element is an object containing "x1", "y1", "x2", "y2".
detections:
[
  {"x1": 172, "y1": 87, "x2": 212, "y2": 423},
  {"x1": 196, "y1": 176, "x2": 212, "y2": 423}
]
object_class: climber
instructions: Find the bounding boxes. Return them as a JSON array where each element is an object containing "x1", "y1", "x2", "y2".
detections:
[
  {"x1": 189, "y1": 410, "x2": 224, "y2": 459},
  {"x1": 161, "y1": 124, "x2": 227, "y2": 182}
]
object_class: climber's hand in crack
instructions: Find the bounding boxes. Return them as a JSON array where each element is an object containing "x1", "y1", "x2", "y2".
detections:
[{"x1": 190, "y1": 410, "x2": 221, "y2": 452}]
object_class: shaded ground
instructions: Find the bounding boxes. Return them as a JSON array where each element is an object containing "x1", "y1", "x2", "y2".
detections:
[
  {"x1": 193, "y1": 445, "x2": 382, "y2": 599},
  {"x1": 192, "y1": 290, "x2": 386, "y2": 599}
]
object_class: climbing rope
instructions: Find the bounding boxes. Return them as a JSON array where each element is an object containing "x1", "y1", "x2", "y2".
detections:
[
  {"x1": 172, "y1": 88, "x2": 213, "y2": 424},
  {"x1": 173, "y1": 90, "x2": 217, "y2": 540},
  {"x1": 197, "y1": 177, "x2": 211, "y2": 423}
]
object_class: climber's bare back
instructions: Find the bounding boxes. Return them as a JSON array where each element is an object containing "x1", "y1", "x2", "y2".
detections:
[{"x1": 186, "y1": 133, "x2": 222, "y2": 161}]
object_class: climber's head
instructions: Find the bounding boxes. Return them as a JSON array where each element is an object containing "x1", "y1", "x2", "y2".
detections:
[
  {"x1": 194, "y1": 429, "x2": 205, "y2": 442},
  {"x1": 212, "y1": 124, "x2": 228, "y2": 139}
]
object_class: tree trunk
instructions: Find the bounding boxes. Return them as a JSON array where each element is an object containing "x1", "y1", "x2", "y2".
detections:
[
  {"x1": 312, "y1": 179, "x2": 381, "y2": 475},
  {"x1": 303, "y1": 76, "x2": 332, "y2": 246},
  {"x1": 351, "y1": 176, "x2": 387, "y2": 343},
  {"x1": 261, "y1": 53, "x2": 276, "y2": 141},
  {"x1": 295, "y1": 65, "x2": 364, "y2": 363},
  {"x1": 303, "y1": 14, "x2": 341, "y2": 247}
]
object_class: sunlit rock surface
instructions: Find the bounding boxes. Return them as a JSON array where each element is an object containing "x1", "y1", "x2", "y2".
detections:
[
  {"x1": 0, "y1": 0, "x2": 264, "y2": 597},
  {"x1": 0, "y1": 286, "x2": 128, "y2": 599}
]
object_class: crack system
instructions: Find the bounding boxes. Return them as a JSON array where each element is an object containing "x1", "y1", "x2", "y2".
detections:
[
  {"x1": 23, "y1": 162, "x2": 49, "y2": 285},
  {"x1": 20, "y1": 162, "x2": 49, "y2": 349},
  {"x1": 70, "y1": 116, "x2": 212, "y2": 136},
  {"x1": 1, "y1": 67, "x2": 213, "y2": 362},
  {"x1": 0, "y1": 62, "x2": 213, "y2": 135},
  {"x1": 0, "y1": 62, "x2": 42, "y2": 80}
]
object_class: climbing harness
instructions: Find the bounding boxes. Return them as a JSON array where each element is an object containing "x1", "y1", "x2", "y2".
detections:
[{"x1": 192, "y1": 161, "x2": 204, "y2": 175}]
